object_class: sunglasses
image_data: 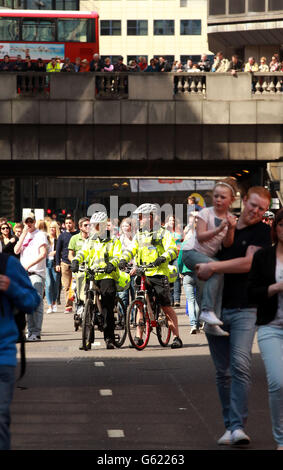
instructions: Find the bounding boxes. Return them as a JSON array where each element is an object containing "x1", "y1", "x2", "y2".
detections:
[
  {"x1": 83, "y1": 223, "x2": 90, "y2": 227},
  {"x1": 25, "y1": 219, "x2": 35, "y2": 224},
  {"x1": 1, "y1": 226, "x2": 9, "y2": 230}
]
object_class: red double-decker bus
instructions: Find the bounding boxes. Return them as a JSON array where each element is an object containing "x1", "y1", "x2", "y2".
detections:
[{"x1": 0, "y1": 9, "x2": 99, "y2": 63}]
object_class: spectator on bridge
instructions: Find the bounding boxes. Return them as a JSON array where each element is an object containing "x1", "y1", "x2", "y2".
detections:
[
  {"x1": 269, "y1": 54, "x2": 280, "y2": 72},
  {"x1": 55, "y1": 216, "x2": 79, "y2": 314},
  {"x1": 259, "y1": 57, "x2": 269, "y2": 72},
  {"x1": 228, "y1": 54, "x2": 243, "y2": 75},
  {"x1": 0, "y1": 55, "x2": 13, "y2": 72},
  {"x1": 244, "y1": 57, "x2": 259, "y2": 72},
  {"x1": 138, "y1": 56, "x2": 147, "y2": 71},
  {"x1": 114, "y1": 56, "x2": 128, "y2": 72},
  {"x1": 185, "y1": 59, "x2": 194, "y2": 72},
  {"x1": 90, "y1": 53, "x2": 104, "y2": 72},
  {"x1": 46, "y1": 57, "x2": 60, "y2": 72},
  {"x1": 198, "y1": 54, "x2": 211, "y2": 72},
  {"x1": 103, "y1": 57, "x2": 114, "y2": 72},
  {"x1": 172, "y1": 61, "x2": 184, "y2": 72},
  {"x1": 212, "y1": 51, "x2": 230, "y2": 73},
  {"x1": 196, "y1": 186, "x2": 272, "y2": 447},
  {"x1": 144, "y1": 58, "x2": 159, "y2": 72},
  {"x1": 14, "y1": 212, "x2": 48, "y2": 341},
  {"x1": 73, "y1": 57, "x2": 81, "y2": 72},
  {"x1": 127, "y1": 59, "x2": 140, "y2": 72},
  {"x1": 159, "y1": 56, "x2": 172, "y2": 72},
  {"x1": 13, "y1": 55, "x2": 25, "y2": 72},
  {"x1": 80, "y1": 59, "x2": 90, "y2": 72},
  {"x1": 248, "y1": 207, "x2": 283, "y2": 450},
  {"x1": 61, "y1": 57, "x2": 74, "y2": 72}
]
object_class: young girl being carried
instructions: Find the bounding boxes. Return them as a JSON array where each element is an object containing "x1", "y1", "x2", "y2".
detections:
[{"x1": 182, "y1": 177, "x2": 238, "y2": 336}]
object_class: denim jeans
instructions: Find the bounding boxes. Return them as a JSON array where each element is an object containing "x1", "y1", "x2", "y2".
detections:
[
  {"x1": 182, "y1": 249, "x2": 223, "y2": 318},
  {"x1": 118, "y1": 277, "x2": 135, "y2": 319},
  {"x1": 27, "y1": 274, "x2": 44, "y2": 337},
  {"x1": 45, "y1": 258, "x2": 60, "y2": 306},
  {"x1": 257, "y1": 325, "x2": 283, "y2": 446},
  {"x1": 183, "y1": 273, "x2": 200, "y2": 327},
  {"x1": 206, "y1": 308, "x2": 257, "y2": 432},
  {"x1": 0, "y1": 366, "x2": 15, "y2": 450},
  {"x1": 170, "y1": 258, "x2": 181, "y2": 304}
]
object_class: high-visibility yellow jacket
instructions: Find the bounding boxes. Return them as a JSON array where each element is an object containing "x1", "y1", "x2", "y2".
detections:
[
  {"x1": 74, "y1": 234, "x2": 122, "y2": 281},
  {"x1": 46, "y1": 62, "x2": 61, "y2": 72},
  {"x1": 122, "y1": 227, "x2": 178, "y2": 278}
]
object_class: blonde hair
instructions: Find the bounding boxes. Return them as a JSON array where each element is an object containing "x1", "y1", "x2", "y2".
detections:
[
  {"x1": 36, "y1": 220, "x2": 48, "y2": 232},
  {"x1": 48, "y1": 221, "x2": 61, "y2": 239}
]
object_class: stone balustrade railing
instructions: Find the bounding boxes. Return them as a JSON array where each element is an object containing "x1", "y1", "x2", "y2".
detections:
[{"x1": 1, "y1": 71, "x2": 283, "y2": 101}]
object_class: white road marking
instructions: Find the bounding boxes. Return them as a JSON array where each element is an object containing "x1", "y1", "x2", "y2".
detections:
[
  {"x1": 107, "y1": 430, "x2": 125, "y2": 438},
  {"x1": 100, "y1": 389, "x2": 113, "y2": 396},
  {"x1": 94, "y1": 361, "x2": 104, "y2": 367}
]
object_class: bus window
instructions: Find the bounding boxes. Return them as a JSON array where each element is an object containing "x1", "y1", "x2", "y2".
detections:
[
  {"x1": 22, "y1": 20, "x2": 55, "y2": 42},
  {"x1": 0, "y1": 18, "x2": 20, "y2": 41},
  {"x1": 57, "y1": 19, "x2": 88, "y2": 42}
]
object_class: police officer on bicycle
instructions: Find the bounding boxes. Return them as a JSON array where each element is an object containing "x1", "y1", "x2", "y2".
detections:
[
  {"x1": 119, "y1": 203, "x2": 183, "y2": 349},
  {"x1": 70, "y1": 211, "x2": 122, "y2": 349}
]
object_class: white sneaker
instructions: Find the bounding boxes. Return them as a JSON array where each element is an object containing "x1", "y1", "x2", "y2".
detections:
[
  {"x1": 231, "y1": 429, "x2": 250, "y2": 445},
  {"x1": 26, "y1": 334, "x2": 41, "y2": 342},
  {"x1": 204, "y1": 324, "x2": 229, "y2": 336},
  {"x1": 52, "y1": 305, "x2": 57, "y2": 312},
  {"x1": 190, "y1": 326, "x2": 198, "y2": 334},
  {"x1": 199, "y1": 310, "x2": 223, "y2": 325},
  {"x1": 217, "y1": 430, "x2": 232, "y2": 445},
  {"x1": 46, "y1": 307, "x2": 52, "y2": 314}
]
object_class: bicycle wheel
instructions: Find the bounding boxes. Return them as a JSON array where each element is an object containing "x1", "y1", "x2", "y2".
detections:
[
  {"x1": 155, "y1": 304, "x2": 171, "y2": 347},
  {"x1": 113, "y1": 296, "x2": 127, "y2": 348},
  {"x1": 81, "y1": 299, "x2": 94, "y2": 351},
  {"x1": 127, "y1": 299, "x2": 150, "y2": 350}
]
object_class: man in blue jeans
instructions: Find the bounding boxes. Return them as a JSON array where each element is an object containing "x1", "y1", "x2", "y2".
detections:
[
  {"x1": 196, "y1": 187, "x2": 272, "y2": 446},
  {"x1": 0, "y1": 253, "x2": 40, "y2": 450}
]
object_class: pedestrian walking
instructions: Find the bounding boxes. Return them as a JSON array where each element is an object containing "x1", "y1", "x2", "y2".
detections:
[
  {"x1": 0, "y1": 252, "x2": 40, "y2": 450},
  {"x1": 248, "y1": 208, "x2": 283, "y2": 450},
  {"x1": 196, "y1": 186, "x2": 272, "y2": 446},
  {"x1": 14, "y1": 213, "x2": 48, "y2": 341},
  {"x1": 55, "y1": 216, "x2": 78, "y2": 313},
  {"x1": 45, "y1": 221, "x2": 61, "y2": 313}
]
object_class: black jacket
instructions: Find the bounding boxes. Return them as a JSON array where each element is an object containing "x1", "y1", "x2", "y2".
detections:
[{"x1": 248, "y1": 244, "x2": 278, "y2": 325}]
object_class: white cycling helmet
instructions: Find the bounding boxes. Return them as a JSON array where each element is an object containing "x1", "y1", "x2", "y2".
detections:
[
  {"x1": 133, "y1": 203, "x2": 158, "y2": 215},
  {"x1": 264, "y1": 211, "x2": 275, "y2": 219},
  {"x1": 90, "y1": 211, "x2": 108, "y2": 224}
]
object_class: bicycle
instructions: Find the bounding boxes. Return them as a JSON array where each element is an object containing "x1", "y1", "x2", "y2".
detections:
[
  {"x1": 126, "y1": 263, "x2": 171, "y2": 350},
  {"x1": 80, "y1": 267, "x2": 127, "y2": 351}
]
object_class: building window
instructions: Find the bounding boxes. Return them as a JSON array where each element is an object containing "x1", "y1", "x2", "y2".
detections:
[
  {"x1": 180, "y1": 54, "x2": 214, "y2": 65},
  {"x1": 209, "y1": 0, "x2": 226, "y2": 15},
  {"x1": 22, "y1": 19, "x2": 55, "y2": 42},
  {"x1": 100, "y1": 20, "x2": 121, "y2": 36},
  {"x1": 268, "y1": 0, "x2": 283, "y2": 10},
  {"x1": 180, "y1": 0, "x2": 188, "y2": 6},
  {"x1": 127, "y1": 20, "x2": 148, "y2": 36},
  {"x1": 248, "y1": 0, "x2": 266, "y2": 11},
  {"x1": 0, "y1": 18, "x2": 19, "y2": 40},
  {"x1": 180, "y1": 20, "x2": 201, "y2": 35},
  {"x1": 154, "y1": 20, "x2": 174, "y2": 35},
  {"x1": 229, "y1": 0, "x2": 246, "y2": 14}
]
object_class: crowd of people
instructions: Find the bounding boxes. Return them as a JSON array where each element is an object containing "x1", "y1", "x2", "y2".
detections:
[
  {"x1": 0, "y1": 182, "x2": 283, "y2": 451},
  {"x1": 1, "y1": 51, "x2": 283, "y2": 75}
]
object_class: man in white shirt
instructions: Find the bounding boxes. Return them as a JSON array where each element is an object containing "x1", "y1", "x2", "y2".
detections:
[{"x1": 14, "y1": 213, "x2": 47, "y2": 341}]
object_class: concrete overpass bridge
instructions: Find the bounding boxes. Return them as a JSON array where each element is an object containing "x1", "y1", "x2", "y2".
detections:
[{"x1": 0, "y1": 71, "x2": 282, "y2": 219}]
